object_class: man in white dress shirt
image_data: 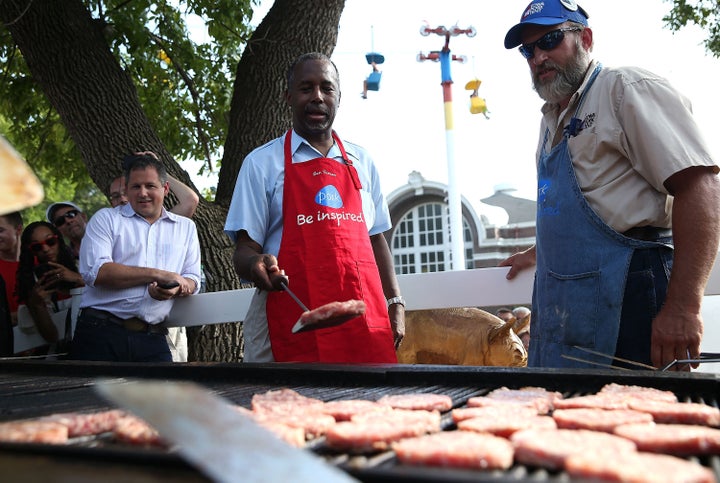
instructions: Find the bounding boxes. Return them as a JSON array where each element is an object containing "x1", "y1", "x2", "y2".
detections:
[{"x1": 71, "y1": 152, "x2": 201, "y2": 362}]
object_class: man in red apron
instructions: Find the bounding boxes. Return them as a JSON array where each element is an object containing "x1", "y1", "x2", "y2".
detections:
[{"x1": 224, "y1": 52, "x2": 403, "y2": 363}]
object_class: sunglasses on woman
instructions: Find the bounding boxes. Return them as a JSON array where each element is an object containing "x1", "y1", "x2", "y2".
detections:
[
  {"x1": 29, "y1": 235, "x2": 59, "y2": 253},
  {"x1": 519, "y1": 27, "x2": 582, "y2": 59},
  {"x1": 53, "y1": 209, "x2": 80, "y2": 227}
]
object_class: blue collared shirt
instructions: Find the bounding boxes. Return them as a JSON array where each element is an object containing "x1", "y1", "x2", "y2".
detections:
[{"x1": 79, "y1": 204, "x2": 201, "y2": 324}]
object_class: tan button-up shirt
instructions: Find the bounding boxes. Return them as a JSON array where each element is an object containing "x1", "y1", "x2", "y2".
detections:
[{"x1": 537, "y1": 60, "x2": 718, "y2": 233}]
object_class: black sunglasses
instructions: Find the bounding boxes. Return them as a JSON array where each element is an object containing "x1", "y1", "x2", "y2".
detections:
[
  {"x1": 53, "y1": 209, "x2": 80, "y2": 227},
  {"x1": 29, "y1": 235, "x2": 59, "y2": 253},
  {"x1": 519, "y1": 27, "x2": 582, "y2": 59}
]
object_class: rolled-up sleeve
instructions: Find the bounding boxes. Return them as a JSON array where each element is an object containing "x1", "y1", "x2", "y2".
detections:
[
  {"x1": 79, "y1": 208, "x2": 115, "y2": 287},
  {"x1": 180, "y1": 219, "x2": 202, "y2": 294}
]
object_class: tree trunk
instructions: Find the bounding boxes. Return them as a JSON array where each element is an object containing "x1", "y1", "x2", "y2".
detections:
[{"x1": 0, "y1": 0, "x2": 345, "y2": 361}]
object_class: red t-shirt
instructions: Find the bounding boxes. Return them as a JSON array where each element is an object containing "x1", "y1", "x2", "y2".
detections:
[{"x1": 0, "y1": 259, "x2": 19, "y2": 312}]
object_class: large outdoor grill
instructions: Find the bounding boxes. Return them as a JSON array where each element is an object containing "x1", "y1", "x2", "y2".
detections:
[{"x1": 1, "y1": 360, "x2": 719, "y2": 482}]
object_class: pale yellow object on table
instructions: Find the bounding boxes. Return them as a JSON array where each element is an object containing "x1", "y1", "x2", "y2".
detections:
[{"x1": 0, "y1": 135, "x2": 44, "y2": 215}]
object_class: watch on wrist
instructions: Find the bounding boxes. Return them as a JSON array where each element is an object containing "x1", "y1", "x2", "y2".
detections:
[{"x1": 386, "y1": 296, "x2": 405, "y2": 307}]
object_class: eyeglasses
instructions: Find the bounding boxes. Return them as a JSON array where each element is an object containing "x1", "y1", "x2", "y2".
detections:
[
  {"x1": 29, "y1": 235, "x2": 59, "y2": 253},
  {"x1": 519, "y1": 27, "x2": 582, "y2": 59},
  {"x1": 53, "y1": 209, "x2": 80, "y2": 227}
]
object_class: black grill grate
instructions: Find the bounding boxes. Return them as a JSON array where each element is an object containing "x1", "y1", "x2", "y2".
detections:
[{"x1": 0, "y1": 360, "x2": 718, "y2": 482}]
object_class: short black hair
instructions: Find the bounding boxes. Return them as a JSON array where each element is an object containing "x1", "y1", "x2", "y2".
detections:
[
  {"x1": 286, "y1": 52, "x2": 340, "y2": 88},
  {"x1": 0, "y1": 211, "x2": 22, "y2": 228},
  {"x1": 121, "y1": 151, "x2": 168, "y2": 184}
]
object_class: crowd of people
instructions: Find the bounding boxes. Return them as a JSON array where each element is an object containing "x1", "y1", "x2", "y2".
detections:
[
  {"x1": 2, "y1": 153, "x2": 200, "y2": 361},
  {"x1": 2, "y1": 0, "x2": 719, "y2": 369}
]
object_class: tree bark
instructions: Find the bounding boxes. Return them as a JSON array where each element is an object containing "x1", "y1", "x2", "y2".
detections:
[
  {"x1": 0, "y1": 0, "x2": 346, "y2": 362},
  {"x1": 217, "y1": 0, "x2": 346, "y2": 202}
]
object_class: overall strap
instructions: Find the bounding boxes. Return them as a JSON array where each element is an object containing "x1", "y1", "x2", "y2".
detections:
[
  {"x1": 541, "y1": 63, "x2": 603, "y2": 152},
  {"x1": 563, "y1": 63, "x2": 602, "y2": 138}
]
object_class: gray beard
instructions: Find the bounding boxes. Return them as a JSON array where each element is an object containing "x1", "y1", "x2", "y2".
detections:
[{"x1": 532, "y1": 49, "x2": 590, "y2": 104}]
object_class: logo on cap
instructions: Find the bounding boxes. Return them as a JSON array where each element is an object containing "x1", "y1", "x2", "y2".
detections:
[
  {"x1": 560, "y1": 0, "x2": 578, "y2": 11},
  {"x1": 522, "y1": 1, "x2": 545, "y2": 19}
]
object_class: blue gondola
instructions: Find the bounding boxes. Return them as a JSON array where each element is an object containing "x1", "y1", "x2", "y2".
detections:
[
  {"x1": 365, "y1": 52, "x2": 385, "y2": 65},
  {"x1": 362, "y1": 52, "x2": 384, "y2": 98}
]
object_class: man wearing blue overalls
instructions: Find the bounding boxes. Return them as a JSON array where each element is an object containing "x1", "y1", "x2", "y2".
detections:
[{"x1": 500, "y1": 0, "x2": 720, "y2": 370}]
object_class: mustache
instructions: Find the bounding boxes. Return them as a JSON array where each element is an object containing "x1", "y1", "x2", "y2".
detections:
[
  {"x1": 305, "y1": 107, "x2": 328, "y2": 115},
  {"x1": 534, "y1": 60, "x2": 560, "y2": 79}
]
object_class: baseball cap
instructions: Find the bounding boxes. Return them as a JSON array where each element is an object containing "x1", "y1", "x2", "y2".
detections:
[
  {"x1": 504, "y1": 0, "x2": 589, "y2": 49},
  {"x1": 46, "y1": 201, "x2": 83, "y2": 223}
]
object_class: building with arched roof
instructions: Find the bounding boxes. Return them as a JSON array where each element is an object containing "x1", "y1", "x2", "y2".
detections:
[{"x1": 385, "y1": 171, "x2": 536, "y2": 274}]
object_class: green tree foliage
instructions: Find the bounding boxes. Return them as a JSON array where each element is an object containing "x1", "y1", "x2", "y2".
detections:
[
  {"x1": 665, "y1": 0, "x2": 720, "y2": 56},
  {"x1": 0, "y1": 0, "x2": 345, "y2": 361},
  {"x1": 0, "y1": 0, "x2": 255, "y2": 207}
]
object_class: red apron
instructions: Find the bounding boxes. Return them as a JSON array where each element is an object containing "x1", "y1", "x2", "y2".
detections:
[{"x1": 266, "y1": 130, "x2": 397, "y2": 363}]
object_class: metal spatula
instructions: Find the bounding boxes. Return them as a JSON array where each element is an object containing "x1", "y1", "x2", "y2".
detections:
[{"x1": 95, "y1": 378, "x2": 356, "y2": 483}]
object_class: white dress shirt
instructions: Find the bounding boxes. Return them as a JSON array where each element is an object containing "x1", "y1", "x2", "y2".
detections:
[{"x1": 79, "y1": 204, "x2": 201, "y2": 324}]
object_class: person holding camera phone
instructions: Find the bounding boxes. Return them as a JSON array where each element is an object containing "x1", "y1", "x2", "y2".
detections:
[
  {"x1": 16, "y1": 221, "x2": 84, "y2": 356},
  {"x1": 71, "y1": 152, "x2": 201, "y2": 362}
]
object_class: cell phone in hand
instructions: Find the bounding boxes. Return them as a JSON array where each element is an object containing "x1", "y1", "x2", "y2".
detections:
[
  {"x1": 158, "y1": 281, "x2": 180, "y2": 289},
  {"x1": 34, "y1": 263, "x2": 53, "y2": 279}
]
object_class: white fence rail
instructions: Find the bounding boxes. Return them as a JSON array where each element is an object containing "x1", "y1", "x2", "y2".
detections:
[{"x1": 13, "y1": 259, "x2": 720, "y2": 361}]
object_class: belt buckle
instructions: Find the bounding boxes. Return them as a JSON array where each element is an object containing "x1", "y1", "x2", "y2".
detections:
[{"x1": 123, "y1": 317, "x2": 148, "y2": 333}]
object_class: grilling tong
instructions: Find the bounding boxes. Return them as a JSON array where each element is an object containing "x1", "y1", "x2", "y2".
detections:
[{"x1": 562, "y1": 346, "x2": 720, "y2": 371}]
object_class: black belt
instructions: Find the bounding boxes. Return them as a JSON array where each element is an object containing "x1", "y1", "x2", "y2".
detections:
[
  {"x1": 81, "y1": 308, "x2": 168, "y2": 335},
  {"x1": 623, "y1": 226, "x2": 672, "y2": 241}
]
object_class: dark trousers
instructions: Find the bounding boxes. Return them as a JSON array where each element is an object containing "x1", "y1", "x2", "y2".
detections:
[
  {"x1": 69, "y1": 311, "x2": 172, "y2": 363},
  {"x1": 614, "y1": 243, "x2": 673, "y2": 368}
]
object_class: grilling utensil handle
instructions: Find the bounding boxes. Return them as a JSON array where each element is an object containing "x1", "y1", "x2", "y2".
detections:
[
  {"x1": 570, "y1": 346, "x2": 720, "y2": 371},
  {"x1": 280, "y1": 281, "x2": 310, "y2": 313}
]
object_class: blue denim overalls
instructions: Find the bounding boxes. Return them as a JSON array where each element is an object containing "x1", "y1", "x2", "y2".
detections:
[{"x1": 530, "y1": 65, "x2": 673, "y2": 368}]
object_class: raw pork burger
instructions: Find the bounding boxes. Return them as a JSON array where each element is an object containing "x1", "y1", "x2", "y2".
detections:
[
  {"x1": 377, "y1": 393, "x2": 453, "y2": 412},
  {"x1": 41, "y1": 409, "x2": 127, "y2": 437},
  {"x1": 468, "y1": 386, "x2": 562, "y2": 414},
  {"x1": 113, "y1": 414, "x2": 165, "y2": 447},
  {"x1": 325, "y1": 409, "x2": 441, "y2": 452},
  {"x1": 0, "y1": 420, "x2": 68, "y2": 444},
  {"x1": 614, "y1": 423, "x2": 720, "y2": 455},
  {"x1": 393, "y1": 431, "x2": 514, "y2": 470},
  {"x1": 250, "y1": 388, "x2": 335, "y2": 439},
  {"x1": 458, "y1": 415, "x2": 557, "y2": 438},
  {"x1": 566, "y1": 451, "x2": 715, "y2": 483},
  {"x1": 294, "y1": 299, "x2": 366, "y2": 331},
  {"x1": 553, "y1": 394, "x2": 631, "y2": 410},
  {"x1": 627, "y1": 399, "x2": 720, "y2": 427},
  {"x1": 511, "y1": 428, "x2": 637, "y2": 470},
  {"x1": 251, "y1": 410, "x2": 336, "y2": 439},
  {"x1": 322, "y1": 400, "x2": 392, "y2": 421},
  {"x1": 251, "y1": 388, "x2": 325, "y2": 415},
  {"x1": 452, "y1": 405, "x2": 538, "y2": 423},
  {"x1": 599, "y1": 383, "x2": 678, "y2": 403},
  {"x1": 552, "y1": 408, "x2": 653, "y2": 433},
  {"x1": 234, "y1": 406, "x2": 305, "y2": 447}
]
